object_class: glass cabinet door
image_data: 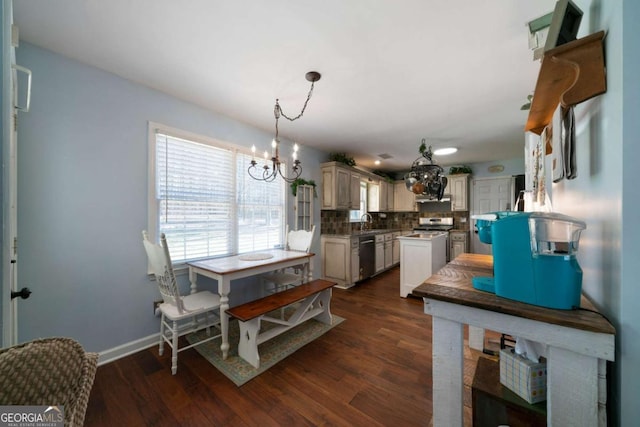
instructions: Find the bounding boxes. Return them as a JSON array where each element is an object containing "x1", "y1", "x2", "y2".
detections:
[{"x1": 295, "y1": 185, "x2": 314, "y2": 231}]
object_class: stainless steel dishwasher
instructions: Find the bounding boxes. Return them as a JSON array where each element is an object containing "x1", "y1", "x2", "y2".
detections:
[{"x1": 358, "y1": 235, "x2": 375, "y2": 281}]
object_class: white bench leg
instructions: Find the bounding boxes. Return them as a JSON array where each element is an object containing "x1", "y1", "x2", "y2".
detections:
[
  {"x1": 315, "y1": 289, "x2": 332, "y2": 325},
  {"x1": 237, "y1": 317, "x2": 261, "y2": 368}
]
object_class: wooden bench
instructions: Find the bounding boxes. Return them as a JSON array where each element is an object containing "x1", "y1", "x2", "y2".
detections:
[{"x1": 226, "y1": 279, "x2": 336, "y2": 368}]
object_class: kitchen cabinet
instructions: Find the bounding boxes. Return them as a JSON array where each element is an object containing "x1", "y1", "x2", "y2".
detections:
[
  {"x1": 375, "y1": 234, "x2": 385, "y2": 273},
  {"x1": 383, "y1": 181, "x2": 394, "y2": 212},
  {"x1": 350, "y1": 240, "x2": 359, "y2": 284},
  {"x1": 449, "y1": 231, "x2": 469, "y2": 261},
  {"x1": 349, "y1": 171, "x2": 361, "y2": 209},
  {"x1": 393, "y1": 181, "x2": 417, "y2": 212},
  {"x1": 448, "y1": 174, "x2": 469, "y2": 211},
  {"x1": 320, "y1": 162, "x2": 360, "y2": 210},
  {"x1": 367, "y1": 178, "x2": 381, "y2": 212},
  {"x1": 368, "y1": 179, "x2": 394, "y2": 212},
  {"x1": 294, "y1": 184, "x2": 314, "y2": 231},
  {"x1": 392, "y1": 232, "x2": 401, "y2": 265},
  {"x1": 384, "y1": 233, "x2": 393, "y2": 269},
  {"x1": 321, "y1": 235, "x2": 359, "y2": 289}
]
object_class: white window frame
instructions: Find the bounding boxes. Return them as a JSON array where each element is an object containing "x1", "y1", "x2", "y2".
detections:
[
  {"x1": 349, "y1": 180, "x2": 368, "y2": 222},
  {"x1": 147, "y1": 122, "x2": 286, "y2": 267}
]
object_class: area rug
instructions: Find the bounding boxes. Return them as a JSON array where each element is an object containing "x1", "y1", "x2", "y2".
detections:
[{"x1": 187, "y1": 313, "x2": 345, "y2": 386}]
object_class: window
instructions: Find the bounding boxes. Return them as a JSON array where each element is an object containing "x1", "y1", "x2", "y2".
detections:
[
  {"x1": 349, "y1": 180, "x2": 368, "y2": 222},
  {"x1": 148, "y1": 123, "x2": 285, "y2": 265}
]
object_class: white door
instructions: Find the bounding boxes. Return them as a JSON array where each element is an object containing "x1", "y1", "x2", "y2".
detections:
[
  {"x1": 2, "y1": 12, "x2": 31, "y2": 347},
  {"x1": 470, "y1": 177, "x2": 514, "y2": 255}
]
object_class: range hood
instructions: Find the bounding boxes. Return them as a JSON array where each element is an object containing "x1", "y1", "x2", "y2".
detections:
[{"x1": 416, "y1": 194, "x2": 451, "y2": 203}]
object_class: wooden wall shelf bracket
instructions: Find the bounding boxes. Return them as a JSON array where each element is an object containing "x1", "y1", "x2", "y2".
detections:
[{"x1": 525, "y1": 31, "x2": 606, "y2": 135}]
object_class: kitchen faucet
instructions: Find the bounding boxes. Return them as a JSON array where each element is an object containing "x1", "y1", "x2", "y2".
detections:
[{"x1": 360, "y1": 213, "x2": 373, "y2": 231}]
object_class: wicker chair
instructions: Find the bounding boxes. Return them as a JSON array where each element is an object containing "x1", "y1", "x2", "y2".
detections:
[{"x1": 0, "y1": 337, "x2": 98, "y2": 427}]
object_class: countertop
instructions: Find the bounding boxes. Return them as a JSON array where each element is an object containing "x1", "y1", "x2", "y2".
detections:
[
  {"x1": 321, "y1": 228, "x2": 410, "y2": 238},
  {"x1": 397, "y1": 232, "x2": 448, "y2": 240},
  {"x1": 412, "y1": 253, "x2": 615, "y2": 334}
]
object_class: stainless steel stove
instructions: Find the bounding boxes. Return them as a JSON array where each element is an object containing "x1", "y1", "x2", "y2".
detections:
[
  {"x1": 414, "y1": 217, "x2": 454, "y2": 231},
  {"x1": 414, "y1": 217, "x2": 454, "y2": 261}
]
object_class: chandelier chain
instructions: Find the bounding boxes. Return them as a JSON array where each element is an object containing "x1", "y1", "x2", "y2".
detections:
[
  {"x1": 277, "y1": 81, "x2": 316, "y2": 122},
  {"x1": 248, "y1": 71, "x2": 320, "y2": 183}
]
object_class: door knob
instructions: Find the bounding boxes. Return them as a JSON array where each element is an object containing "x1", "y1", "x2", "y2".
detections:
[{"x1": 11, "y1": 287, "x2": 32, "y2": 300}]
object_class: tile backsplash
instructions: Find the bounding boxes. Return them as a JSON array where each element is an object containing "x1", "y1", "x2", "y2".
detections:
[{"x1": 320, "y1": 210, "x2": 470, "y2": 234}]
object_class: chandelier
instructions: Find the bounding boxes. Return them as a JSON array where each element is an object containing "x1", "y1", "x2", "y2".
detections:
[
  {"x1": 404, "y1": 139, "x2": 448, "y2": 200},
  {"x1": 248, "y1": 71, "x2": 321, "y2": 183}
]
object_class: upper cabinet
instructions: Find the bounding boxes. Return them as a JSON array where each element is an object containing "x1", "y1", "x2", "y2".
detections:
[
  {"x1": 448, "y1": 174, "x2": 469, "y2": 211},
  {"x1": 393, "y1": 181, "x2": 417, "y2": 212},
  {"x1": 294, "y1": 184, "x2": 314, "y2": 231},
  {"x1": 385, "y1": 180, "x2": 395, "y2": 212},
  {"x1": 321, "y1": 162, "x2": 360, "y2": 210},
  {"x1": 525, "y1": 31, "x2": 606, "y2": 135},
  {"x1": 367, "y1": 178, "x2": 381, "y2": 212},
  {"x1": 367, "y1": 178, "x2": 394, "y2": 212}
]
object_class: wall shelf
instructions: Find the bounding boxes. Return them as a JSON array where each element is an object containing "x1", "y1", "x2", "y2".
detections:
[{"x1": 525, "y1": 30, "x2": 606, "y2": 135}]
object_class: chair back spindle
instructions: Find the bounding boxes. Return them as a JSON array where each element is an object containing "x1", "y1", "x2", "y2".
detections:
[{"x1": 142, "y1": 231, "x2": 185, "y2": 314}]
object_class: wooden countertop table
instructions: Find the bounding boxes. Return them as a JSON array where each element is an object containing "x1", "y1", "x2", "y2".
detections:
[
  {"x1": 412, "y1": 253, "x2": 615, "y2": 427},
  {"x1": 188, "y1": 249, "x2": 314, "y2": 360}
]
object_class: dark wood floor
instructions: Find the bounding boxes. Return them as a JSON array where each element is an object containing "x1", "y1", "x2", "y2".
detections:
[{"x1": 85, "y1": 267, "x2": 485, "y2": 426}]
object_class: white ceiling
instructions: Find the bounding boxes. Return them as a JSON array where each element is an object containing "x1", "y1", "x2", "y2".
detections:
[{"x1": 13, "y1": 0, "x2": 556, "y2": 172}]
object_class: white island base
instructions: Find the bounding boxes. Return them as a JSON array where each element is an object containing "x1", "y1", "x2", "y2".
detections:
[{"x1": 398, "y1": 232, "x2": 447, "y2": 297}]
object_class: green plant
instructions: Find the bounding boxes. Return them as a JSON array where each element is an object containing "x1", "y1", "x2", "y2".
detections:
[
  {"x1": 419, "y1": 140, "x2": 427, "y2": 155},
  {"x1": 328, "y1": 152, "x2": 356, "y2": 166},
  {"x1": 290, "y1": 178, "x2": 317, "y2": 197},
  {"x1": 449, "y1": 165, "x2": 472, "y2": 175},
  {"x1": 521, "y1": 94, "x2": 533, "y2": 111},
  {"x1": 373, "y1": 170, "x2": 394, "y2": 183}
]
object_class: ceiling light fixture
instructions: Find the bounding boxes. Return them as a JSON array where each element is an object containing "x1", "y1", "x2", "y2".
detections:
[
  {"x1": 404, "y1": 139, "x2": 448, "y2": 200},
  {"x1": 433, "y1": 147, "x2": 458, "y2": 156},
  {"x1": 248, "y1": 71, "x2": 321, "y2": 183}
]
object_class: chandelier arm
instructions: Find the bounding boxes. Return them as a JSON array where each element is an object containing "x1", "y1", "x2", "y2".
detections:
[
  {"x1": 248, "y1": 71, "x2": 319, "y2": 183},
  {"x1": 275, "y1": 160, "x2": 302, "y2": 183}
]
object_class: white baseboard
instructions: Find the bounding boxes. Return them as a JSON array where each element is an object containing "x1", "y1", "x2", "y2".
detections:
[{"x1": 97, "y1": 333, "x2": 159, "y2": 366}]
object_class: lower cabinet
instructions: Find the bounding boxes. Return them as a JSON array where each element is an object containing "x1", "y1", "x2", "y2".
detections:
[
  {"x1": 375, "y1": 234, "x2": 385, "y2": 273},
  {"x1": 392, "y1": 232, "x2": 401, "y2": 265},
  {"x1": 350, "y1": 242, "x2": 359, "y2": 284},
  {"x1": 322, "y1": 231, "x2": 405, "y2": 288},
  {"x1": 384, "y1": 233, "x2": 393, "y2": 269},
  {"x1": 449, "y1": 231, "x2": 469, "y2": 261},
  {"x1": 321, "y1": 235, "x2": 359, "y2": 289}
]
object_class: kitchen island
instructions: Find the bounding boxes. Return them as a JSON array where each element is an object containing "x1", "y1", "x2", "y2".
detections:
[
  {"x1": 412, "y1": 253, "x2": 615, "y2": 427},
  {"x1": 397, "y1": 232, "x2": 447, "y2": 297}
]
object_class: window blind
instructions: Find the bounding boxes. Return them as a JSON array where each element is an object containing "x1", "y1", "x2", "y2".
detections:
[{"x1": 153, "y1": 130, "x2": 285, "y2": 264}]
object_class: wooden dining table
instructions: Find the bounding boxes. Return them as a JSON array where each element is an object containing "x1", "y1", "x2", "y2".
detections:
[
  {"x1": 187, "y1": 249, "x2": 314, "y2": 360},
  {"x1": 412, "y1": 253, "x2": 615, "y2": 427}
]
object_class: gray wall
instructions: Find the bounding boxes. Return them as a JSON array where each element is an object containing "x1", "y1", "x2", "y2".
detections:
[
  {"x1": 551, "y1": 1, "x2": 638, "y2": 425},
  {"x1": 14, "y1": 42, "x2": 326, "y2": 353}
]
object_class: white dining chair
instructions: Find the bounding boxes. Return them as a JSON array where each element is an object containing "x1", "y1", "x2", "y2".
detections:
[
  {"x1": 142, "y1": 230, "x2": 222, "y2": 375},
  {"x1": 261, "y1": 225, "x2": 316, "y2": 294}
]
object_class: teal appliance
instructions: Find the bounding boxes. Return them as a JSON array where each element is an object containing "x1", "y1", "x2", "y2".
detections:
[{"x1": 472, "y1": 212, "x2": 586, "y2": 310}]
